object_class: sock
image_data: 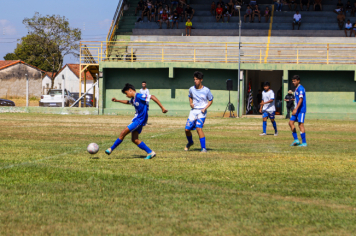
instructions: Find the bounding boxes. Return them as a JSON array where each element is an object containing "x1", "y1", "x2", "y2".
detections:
[
  {"x1": 272, "y1": 121, "x2": 277, "y2": 133},
  {"x1": 200, "y1": 137, "x2": 206, "y2": 149},
  {"x1": 187, "y1": 135, "x2": 193, "y2": 144},
  {"x1": 263, "y1": 121, "x2": 267, "y2": 133},
  {"x1": 292, "y1": 132, "x2": 298, "y2": 141},
  {"x1": 301, "y1": 132, "x2": 306, "y2": 144},
  {"x1": 111, "y1": 138, "x2": 123, "y2": 151},
  {"x1": 137, "y1": 142, "x2": 152, "y2": 154}
]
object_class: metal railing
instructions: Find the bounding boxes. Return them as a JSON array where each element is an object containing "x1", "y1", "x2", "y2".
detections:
[
  {"x1": 106, "y1": 0, "x2": 125, "y2": 42},
  {"x1": 80, "y1": 41, "x2": 356, "y2": 65}
]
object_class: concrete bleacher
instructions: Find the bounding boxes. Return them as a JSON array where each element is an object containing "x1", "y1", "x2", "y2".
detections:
[{"x1": 117, "y1": 0, "x2": 356, "y2": 37}]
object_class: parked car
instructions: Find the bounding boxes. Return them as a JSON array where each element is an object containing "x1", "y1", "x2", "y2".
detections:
[
  {"x1": 71, "y1": 93, "x2": 95, "y2": 107},
  {"x1": 0, "y1": 98, "x2": 15, "y2": 106},
  {"x1": 39, "y1": 89, "x2": 76, "y2": 107}
]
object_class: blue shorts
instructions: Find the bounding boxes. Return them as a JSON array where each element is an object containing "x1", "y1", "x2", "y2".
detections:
[
  {"x1": 262, "y1": 111, "x2": 275, "y2": 119},
  {"x1": 128, "y1": 121, "x2": 144, "y2": 134},
  {"x1": 185, "y1": 109, "x2": 207, "y2": 131},
  {"x1": 290, "y1": 112, "x2": 306, "y2": 123}
]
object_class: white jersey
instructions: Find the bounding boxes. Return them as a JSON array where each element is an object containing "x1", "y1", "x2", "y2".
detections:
[
  {"x1": 139, "y1": 88, "x2": 150, "y2": 96},
  {"x1": 262, "y1": 89, "x2": 276, "y2": 113},
  {"x1": 188, "y1": 86, "x2": 214, "y2": 109}
]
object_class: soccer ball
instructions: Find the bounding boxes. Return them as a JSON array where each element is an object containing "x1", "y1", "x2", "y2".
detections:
[{"x1": 87, "y1": 143, "x2": 99, "y2": 154}]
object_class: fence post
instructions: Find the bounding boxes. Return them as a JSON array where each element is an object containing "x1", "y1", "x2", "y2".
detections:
[
  {"x1": 26, "y1": 74, "x2": 29, "y2": 107},
  {"x1": 297, "y1": 50, "x2": 299, "y2": 64},
  {"x1": 225, "y1": 43, "x2": 227, "y2": 63},
  {"x1": 62, "y1": 75, "x2": 65, "y2": 108},
  {"x1": 194, "y1": 49, "x2": 196, "y2": 63},
  {"x1": 131, "y1": 48, "x2": 133, "y2": 62},
  {"x1": 327, "y1": 44, "x2": 329, "y2": 64}
]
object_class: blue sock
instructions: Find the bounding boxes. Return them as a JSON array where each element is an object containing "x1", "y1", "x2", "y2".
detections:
[
  {"x1": 272, "y1": 121, "x2": 277, "y2": 133},
  {"x1": 111, "y1": 138, "x2": 122, "y2": 151},
  {"x1": 200, "y1": 137, "x2": 206, "y2": 149},
  {"x1": 263, "y1": 121, "x2": 267, "y2": 133},
  {"x1": 292, "y1": 132, "x2": 298, "y2": 141},
  {"x1": 137, "y1": 142, "x2": 152, "y2": 154},
  {"x1": 301, "y1": 133, "x2": 306, "y2": 144},
  {"x1": 187, "y1": 135, "x2": 193, "y2": 144}
]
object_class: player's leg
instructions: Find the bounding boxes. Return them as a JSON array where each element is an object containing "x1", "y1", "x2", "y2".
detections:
[
  {"x1": 105, "y1": 127, "x2": 131, "y2": 155},
  {"x1": 297, "y1": 113, "x2": 307, "y2": 147},
  {"x1": 260, "y1": 112, "x2": 268, "y2": 135},
  {"x1": 196, "y1": 128, "x2": 207, "y2": 152},
  {"x1": 270, "y1": 112, "x2": 278, "y2": 136},
  {"x1": 131, "y1": 130, "x2": 156, "y2": 159},
  {"x1": 289, "y1": 118, "x2": 300, "y2": 146},
  {"x1": 184, "y1": 110, "x2": 196, "y2": 151}
]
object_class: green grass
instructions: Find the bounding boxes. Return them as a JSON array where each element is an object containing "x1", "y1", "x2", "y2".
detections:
[{"x1": 1, "y1": 113, "x2": 356, "y2": 235}]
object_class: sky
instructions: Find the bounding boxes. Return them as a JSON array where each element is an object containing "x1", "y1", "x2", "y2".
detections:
[{"x1": 0, "y1": 0, "x2": 118, "y2": 65}]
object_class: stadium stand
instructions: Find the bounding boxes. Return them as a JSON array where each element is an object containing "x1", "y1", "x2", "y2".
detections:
[{"x1": 115, "y1": 0, "x2": 356, "y2": 37}]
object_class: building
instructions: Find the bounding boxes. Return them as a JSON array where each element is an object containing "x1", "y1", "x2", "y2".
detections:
[{"x1": 0, "y1": 60, "x2": 44, "y2": 98}]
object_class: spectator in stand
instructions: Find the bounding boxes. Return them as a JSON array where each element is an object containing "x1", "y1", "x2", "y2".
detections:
[
  {"x1": 264, "y1": 6, "x2": 270, "y2": 22},
  {"x1": 141, "y1": 5, "x2": 150, "y2": 20},
  {"x1": 211, "y1": 1, "x2": 216, "y2": 15},
  {"x1": 352, "y1": 2, "x2": 356, "y2": 16},
  {"x1": 274, "y1": 0, "x2": 283, "y2": 12},
  {"x1": 157, "y1": 4, "x2": 164, "y2": 20},
  {"x1": 180, "y1": 0, "x2": 187, "y2": 6},
  {"x1": 252, "y1": 5, "x2": 261, "y2": 22},
  {"x1": 314, "y1": 0, "x2": 322, "y2": 11},
  {"x1": 216, "y1": 4, "x2": 224, "y2": 22},
  {"x1": 171, "y1": 0, "x2": 179, "y2": 9},
  {"x1": 164, "y1": 5, "x2": 171, "y2": 15},
  {"x1": 345, "y1": 19, "x2": 353, "y2": 36},
  {"x1": 288, "y1": 0, "x2": 298, "y2": 11},
  {"x1": 135, "y1": 0, "x2": 144, "y2": 16},
  {"x1": 334, "y1": 0, "x2": 344, "y2": 14},
  {"x1": 249, "y1": 0, "x2": 257, "y2": 8},
  {"x1": 345, "y1": 1, "x2": 353, "y2": 15},
  {"x1": 185, "y1": 18, "x2": 192, "y2": 36},
  {"x1": 185, "y1": 5, "x2": 195, "y2": 21},
  {"x1": 228, "y1": 0, "x2": 234, "y2": 11},
  {"x1": 300, "y1": 0, "x2": 310, "y2": 11},
  {"x1": 353, "y1": 21, "x2": 356, "y2": 37},
  {"x1": 147, "y1": 0, "x2": 153, "y2": 10},
  {"x1": 168, "y1": 13, "x2": 173, "y2": 27},
  {"x1": 233, "y1": 0, "x2": 242, "y2": 16},
  {"x1": 172, "y1": 10, "x2": 179, "y2": 28},
  {"x1": 292, "y1": 10, "x2": 301, "y2": 30},
  {"x1": 150, "y1": 6, "x2": 156, "y2": 22},
  {"x1": 337, "y1": 11, "x2": 345, "y2": 30},
  {"x1": 218, "y1": 0, "x2": 225, "y2": 7},
  {"x1": 244, "y1": 5, "x2": 253, "y2": 22},
  {"x1": 223, "y1": 4, "x2": 232, "y2": 22},
  {"x1": 176, "y1": 4, "x2": 184, "y2": 21},
  {"x1": 160, "y1": 10, "x2": 169, "y2": 29}
]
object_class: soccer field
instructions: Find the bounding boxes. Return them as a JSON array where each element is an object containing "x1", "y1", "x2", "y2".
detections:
[{"x1": 1, "y1": 113, "x2": 356, "y2": 235}]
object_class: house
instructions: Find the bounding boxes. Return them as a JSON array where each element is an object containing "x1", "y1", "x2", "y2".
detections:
[
  {"x1": 43, "y1": 64, "x2": 94, "y2": 94},
  {"x1": 42, "y1": 72, "x2": 54, "y2": 95},
  {"x1": 0, "y1": 60, "x2": 44, "y2": 98}
]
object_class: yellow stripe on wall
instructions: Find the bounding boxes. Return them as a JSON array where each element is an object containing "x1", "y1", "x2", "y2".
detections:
[{"x1": 264, "y1": 5, "x2": 274, "y2": 63}]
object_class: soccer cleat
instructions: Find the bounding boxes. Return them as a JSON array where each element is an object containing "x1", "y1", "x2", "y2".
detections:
[
  {"x1": 105, "y1": 148, "x2": 112, "y2": 155},
  {"x1": 290, "y1": 140, "x2": 301, "y2": 146},
  {"x1": 200, "y1": 148, "x2": 207, "y2": 153},
  {"x1": 274, "y1": 132, "x2": 278, "y2": 136},
  {"x1": 145, "y1": 151, "x2": 156, "y2": 159},
  {"x1": 184, "y1": 142, "x2": 194, "y2": 151},
  {"x1": 298, "y1": 143, "x2": 308, "y2": 147},
  {"x1": 259, "y1": 133, "x2": 267, "y2": 136}
]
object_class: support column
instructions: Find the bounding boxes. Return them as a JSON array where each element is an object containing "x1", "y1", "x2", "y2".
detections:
[
  {"x1": 79, "y1": 66, "x2": 82, "y2": 108},
  {"x1": 84, "y1": 71, "x2": 87, "y2": 107},
  {"x1": 99, "y1": 70, "x2": 105, "y2": 115},
  {"x1": 282, "y1": 69, "x2": 289, "y2": 117},
  {"x1": 239, "y1": 70, "x2": 244, "y2": 118},
  {"x1": 93, "y1": 76, "x2": 96, "y2": 107}
]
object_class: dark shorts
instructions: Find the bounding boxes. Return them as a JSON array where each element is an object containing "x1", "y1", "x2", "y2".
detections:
[{"x1": 293, "y1": 19, "x2": 301, "y2": 24}]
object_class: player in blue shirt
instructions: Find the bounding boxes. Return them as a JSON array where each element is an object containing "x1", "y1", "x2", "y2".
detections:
[
  {"x1": 105, "y1": 83, "x2": 168, "y2": 159},
  {"x1": 289, "y1": 75, "x2": 307, "y2": 147},
  {"x1": 185, "y1": 71, "x2": 214, "y2": 153}
]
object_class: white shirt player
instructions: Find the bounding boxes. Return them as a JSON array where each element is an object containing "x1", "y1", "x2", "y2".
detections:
[
  {"x1": 262, "y1": 90, "x2": 276, "y2": 113},
  {"x1": 139, "y1": 88, "x2": 150, "y2": 96},
  {"x1": 188, "y1": 86, "x2": 214, "y2": 109}
]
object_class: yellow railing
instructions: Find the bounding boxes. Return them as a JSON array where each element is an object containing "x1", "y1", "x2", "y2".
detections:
[{"x1": 80, "y1": 41, "x2": 356, "y2": 65}]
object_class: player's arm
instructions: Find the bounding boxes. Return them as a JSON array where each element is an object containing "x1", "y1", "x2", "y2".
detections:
[
  {"x1": 151, "y1": 95, "x2": 168, "y2": 113},
  {"x1": 292, "y1": 97, "x2": 303, "y2": 115},
  {"x1": 112, "y1": 98, "x2": 130, "y2": 104},
  {"x1": 189, "y1": 97, "x2": 194, "y2": 109},
  {"x1": 202, "y1": 99, "x2": 213, "y2": 113},
  {"x1": 260, "y1": 99, "x2": 274, "y2": 105}
]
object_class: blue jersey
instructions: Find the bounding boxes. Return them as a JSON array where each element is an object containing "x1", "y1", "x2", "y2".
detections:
[
  {"x1": 295, "y1": 84, "x2": 306, "y2": 113},
  {"x1": 188, "y1": 86, "x2": 214, "y2": 109},
  {"x1": 130, "y1": 93, "x2": 151, "y2": 125}
]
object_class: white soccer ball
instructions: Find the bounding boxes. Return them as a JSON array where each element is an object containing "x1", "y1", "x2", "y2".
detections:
[{"x1": 87, "y1": 143, "x2": 99, "y2": 154}]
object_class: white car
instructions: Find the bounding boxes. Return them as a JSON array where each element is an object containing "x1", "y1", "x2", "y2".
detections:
[{"x1": 39, "y1": 89, "x2": 75, "y2": 107}]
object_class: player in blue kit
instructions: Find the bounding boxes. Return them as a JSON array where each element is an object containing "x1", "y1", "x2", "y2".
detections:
[
  {"x1": 289, "y1": 75, "x2": 307, "y2": 147},
  {"x1": 185, "y1": 71, "x2": 214, "y2": 153},
  {"x1": 259, "y1": 82, "x2": 278, "y2": 136},
  {"x1": 105, "y1": 83, "x2": 168, "y2": 159}
]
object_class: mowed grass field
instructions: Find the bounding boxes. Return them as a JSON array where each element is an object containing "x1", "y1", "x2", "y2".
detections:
[{"x1": 1, "y1": 113, "x2": 356, "y2": 235}]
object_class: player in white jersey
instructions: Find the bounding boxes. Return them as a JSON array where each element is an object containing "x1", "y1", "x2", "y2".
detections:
[
  {"x1": 185, "y1": 71, "x2": 214, "y2": 153},
  {"x1": 139, "y1": 81, "x2": 150, "y2": 96},
  {"x1": 259, "y1": 82, "x2": 278, "y2": 136}
]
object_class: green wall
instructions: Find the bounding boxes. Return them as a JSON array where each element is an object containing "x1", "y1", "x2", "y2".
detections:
[
  {"x1": 288, "y1": 71, "x2": 356, "y2": 114},
  {"x1": 104, "y1": 68, "x2": 238, "y2": 115}
]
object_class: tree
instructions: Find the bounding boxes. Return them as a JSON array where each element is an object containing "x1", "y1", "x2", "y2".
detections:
[
  {"x1": 23, "y1": 12, "x2": 81, "y2": 88},
  {"x1": 3, "y1": 34, "x2": 61, "y2": 72}
]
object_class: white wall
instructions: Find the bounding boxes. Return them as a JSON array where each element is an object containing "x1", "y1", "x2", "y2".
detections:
[
  {"x1": 42, "y1": 75, "x2": 51, "y2": 94},
  {"x1": 53, "y1": 67, "x2": 79, "y2": 93}
]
